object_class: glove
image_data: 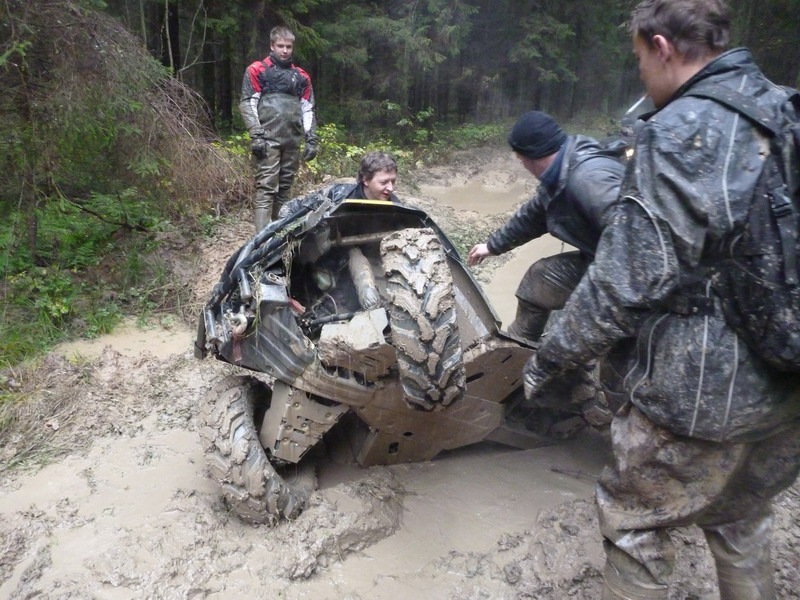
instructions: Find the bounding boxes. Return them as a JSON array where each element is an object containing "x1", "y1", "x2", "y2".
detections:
[
  {"x1": 303, "y1": 136, "x2": 318, "y2": 162},
  {"x1": 250, "y1": 127, "x2": 268, "y2": 159},
  {"x1": 523, "y1": 352, "x2": 561, "y2": 401}
]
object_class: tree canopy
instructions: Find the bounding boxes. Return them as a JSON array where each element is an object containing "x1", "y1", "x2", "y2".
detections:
[{"x1": 101, "y1": 0, "x2": 800, "y2": 131}]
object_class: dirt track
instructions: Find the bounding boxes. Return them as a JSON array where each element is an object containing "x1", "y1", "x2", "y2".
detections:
[{"x1": 2, "y1": 147, "x2": 799, "y2": 599}]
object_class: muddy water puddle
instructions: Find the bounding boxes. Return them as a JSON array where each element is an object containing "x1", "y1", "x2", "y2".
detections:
[
  {"x1": 422, "y1": 177, "x2": 573, "y2": 328},
  {"x1": 419, "y1": 179, "x2": 530, "y2": 214},
  {"x1": 54, "y1": 316, "x2": 193, "y2": 360},
  {"x1": 292, "y1": 432, "x2": 610, "y2": 599},
  {"x1": 418, "y1": 151, "x2": 533, "y2": 215}
]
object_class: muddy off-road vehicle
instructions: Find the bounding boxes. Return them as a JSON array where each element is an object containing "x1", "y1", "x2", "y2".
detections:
[{"x1": 195, "y1": 191, "x2": 606, "y2": 524}]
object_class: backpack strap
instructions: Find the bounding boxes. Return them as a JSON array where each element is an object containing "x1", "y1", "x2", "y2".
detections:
[{"x1": 685, "y1": 86, "x2": 799, "y2": 285}]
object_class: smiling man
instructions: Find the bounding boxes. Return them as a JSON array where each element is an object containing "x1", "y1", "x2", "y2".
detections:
[
  {"x1": 348, "y1": 151, "x2": 400, "y2": 203},
  {"x1": 277, "y1": 151, "x2": 402, "y2": 221}
]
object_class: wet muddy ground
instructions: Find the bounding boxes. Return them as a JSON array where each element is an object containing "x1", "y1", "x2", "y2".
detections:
[{"x1": 2, "y1": 146, "x2": 799, "y2": 599}]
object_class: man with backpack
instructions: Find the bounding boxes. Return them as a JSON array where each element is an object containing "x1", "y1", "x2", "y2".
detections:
[
  {"x1": 239, "y1": 25, "x2": 318, "y2": 232},
  {"x1": 522, "y1": 1, "x2": 800, "y2": 598}
]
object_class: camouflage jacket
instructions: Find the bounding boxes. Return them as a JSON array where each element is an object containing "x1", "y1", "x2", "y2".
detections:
[{"x1": 538, "y1": 48, "x2": 800, "y2": 442}]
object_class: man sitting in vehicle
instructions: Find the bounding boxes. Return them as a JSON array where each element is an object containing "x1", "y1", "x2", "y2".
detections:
[
  {"x1": 279, "y1": 150, "x2": 401, "y2": 219},
  {"x1": 329, "y1": 150, "x2": 400, "y2": 204}
]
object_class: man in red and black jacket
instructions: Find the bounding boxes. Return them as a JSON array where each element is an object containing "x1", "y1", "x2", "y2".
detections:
[{"x1": 239, "y1": 25, "x2": 318, "y2": 231}]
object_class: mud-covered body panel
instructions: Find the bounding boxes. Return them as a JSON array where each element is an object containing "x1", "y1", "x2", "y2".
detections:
[{"x1": 197, "y1": 195, "x2": 544, "y2": 474}]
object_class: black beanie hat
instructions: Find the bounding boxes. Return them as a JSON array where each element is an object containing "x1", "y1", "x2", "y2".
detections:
[{"x1": 507, "y1": 111, "x2": 567, "y2": 159}]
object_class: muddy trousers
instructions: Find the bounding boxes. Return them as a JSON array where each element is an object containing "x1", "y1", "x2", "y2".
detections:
[
  {"x1": 508, "y1": 251, "x2": 588, "y2": 341},
  {"x1": 602, "y1": 519, "x2": 774, "y2": 600},
  {"x1": 598, "y1": 404, "x2": 800, "y2": 600},
  {"x1": 253, "y1": 142, "x2": 300, "y2": 231}
]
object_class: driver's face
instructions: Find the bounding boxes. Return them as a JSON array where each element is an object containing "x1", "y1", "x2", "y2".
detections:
[
  {"x1": 271, "y1": 38, "x2": 294, "y2": 62},
  {"x1": 364, "y1": 170, "x2": 397, "y2": 201}
]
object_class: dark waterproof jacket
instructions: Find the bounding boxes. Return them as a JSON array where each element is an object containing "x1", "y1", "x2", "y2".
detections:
[
  {"x1": 538, "y1": 49, "x2": 800, "y2": 442},
  {"x1": 487, "y1": 135, "x2": 624, "y2": 258}
]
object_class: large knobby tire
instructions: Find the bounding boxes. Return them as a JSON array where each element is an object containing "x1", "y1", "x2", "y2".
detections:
[
  {"x1": 200, "y1": 375, "x2": 314, "y2": 524},
  {"x1": 380, "y1": 228, "x2": 466, "y2": 410}
]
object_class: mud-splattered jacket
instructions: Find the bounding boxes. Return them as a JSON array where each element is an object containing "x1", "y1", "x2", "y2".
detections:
[
  {"x1": 487, "y1": 135, "x2": 624, "y2": 258},
  {"x1": 239, "y1": 53, "x2": 316, "y2": 147},
  {"x1": 537, "y1": 48, "x2": 800, "y2": 442}
]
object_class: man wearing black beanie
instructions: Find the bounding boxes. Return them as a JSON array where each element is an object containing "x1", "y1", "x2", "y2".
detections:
[
  {"x1": 468, "y1": 110, "x2": 625, "y2": 343},
  {"x1": 507, "y1": 110, "x2": 568, "y2": 160}
]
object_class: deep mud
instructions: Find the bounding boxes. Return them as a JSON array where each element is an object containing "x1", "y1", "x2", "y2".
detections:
[{"x1": 2, "y1": 146, "x2": 800, "y2": 599}]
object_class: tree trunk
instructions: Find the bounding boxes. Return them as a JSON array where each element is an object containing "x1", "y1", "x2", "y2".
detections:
[
  {"x1": 162, "y1": 0, "x2": 181, "y2": 74},
  {"x1": 218, "y1": 33, "x2": 234, "y2": 129}
]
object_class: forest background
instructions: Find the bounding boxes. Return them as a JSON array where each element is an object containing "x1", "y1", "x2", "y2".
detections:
[{"x1": 1, "y1": 0, "x2": 799, "y2": 370}]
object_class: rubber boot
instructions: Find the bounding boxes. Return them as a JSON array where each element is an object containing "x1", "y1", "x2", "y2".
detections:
[
  {"x1": 254, "y1": 208, "x2": 270, "y2": 233},
  {"x1": 507, "y1": 301, "x2": 550, "y2": 343},
  {"x1": 602, "y1": 561, "x2": 668, "y2": 600},
  {"x1": 704, "y1": 516, "x2": 776, "y2": 600}
]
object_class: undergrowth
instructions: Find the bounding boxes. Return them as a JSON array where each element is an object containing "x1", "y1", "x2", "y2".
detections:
[
  {"x1": 0, "y1": 230, "x2": 181, "y2": 368},
  {"x1": 0, "y1": 2, "x2": 243, "y2": 371}
]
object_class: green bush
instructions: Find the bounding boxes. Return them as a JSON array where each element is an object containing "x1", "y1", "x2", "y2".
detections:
[{"x1": 292, "y1": 117, "x2": 507, "y2": 191}]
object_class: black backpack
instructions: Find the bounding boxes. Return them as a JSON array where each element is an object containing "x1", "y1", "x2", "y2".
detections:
[{"x1": 686, "y1": 85, "x2": 800, "y2": 372}]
